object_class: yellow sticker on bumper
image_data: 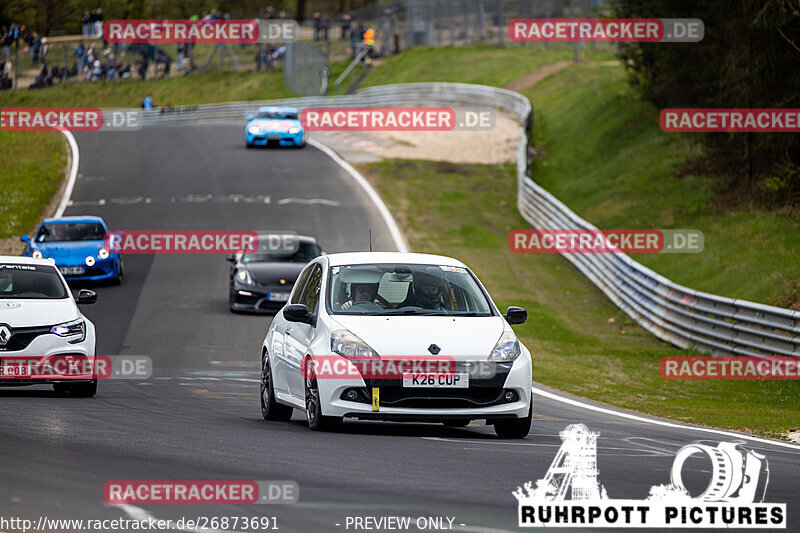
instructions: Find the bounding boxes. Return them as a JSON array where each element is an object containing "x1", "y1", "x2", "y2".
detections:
[{"x1": 372, "y1": 387, "x2": 379, "y2": 412}]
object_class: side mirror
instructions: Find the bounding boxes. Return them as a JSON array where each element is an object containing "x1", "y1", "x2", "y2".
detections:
[
  {"x1": 77, "y1": 289, "x2": 98, "y2": 305},
  {"x1": 284, "y1": 303, "x2": 313, "y2": 324},
  {"x1": 504, "y1": 306, "x2": 527, "y2": 325},
  {"x1": 20, "y1": 234, "x2": 31, "y2": 245},
  {"x1": 246, "y1": 114, "x2": 254, "y2": 122},
  {"x1": 225, "y1": 254, "x2": 236, "y2": 262}
]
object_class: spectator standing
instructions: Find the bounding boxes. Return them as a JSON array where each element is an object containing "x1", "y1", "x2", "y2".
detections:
[
  {"x1": 94, "y1": 8, "x2": 104, "y2": 39},
  {"x1": 2, "y1": 27, "x2": 11, "y2": 60},
  {"x1": 321, "y1": 14, "x2": 330, "y2": 41},
  {"x1": 142, "y1": 95, "x2": 153, "y2": 110},
  {"x1": 81, "y1": 11, "x2": 92, "y2": 38},
  {"x1": 340, "y1": 14, "x2": 351, "y2": 41},
  {"x1": 313, "y1": 12, "x2": 321, "y2": 41},
  {"x1": 265, "y1": 6, "x2": 276, "y2": 19},
  {"x1": 74, "y1": 42, "x2": 85, "y2": 71},
  {"x1": 138, "y1": 56, "x2": 148, "y2": 80}
]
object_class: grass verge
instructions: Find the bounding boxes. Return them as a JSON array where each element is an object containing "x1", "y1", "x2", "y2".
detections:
[
  {"x1": 0, "y1": 131, "x2": 67, "y2": 240},
  {"x1": 524, "y1": 63, "x2": 800, "y2": 308},
  {"x1": 360, "y1": 159, "x2": 800, "y2": 440}
]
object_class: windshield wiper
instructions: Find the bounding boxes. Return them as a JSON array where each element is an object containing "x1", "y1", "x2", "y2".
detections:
[{"x1": 377, "y1": 309, "x2": 445, "y2": 316}]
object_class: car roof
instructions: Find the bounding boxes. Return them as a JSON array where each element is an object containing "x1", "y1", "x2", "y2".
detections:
[
  {"x1": 0, "y1": 256, "x2": 56, "y2": 266},
  {"x1": 256, "y1": 106, "x2": 298, "y2": 114},
  {"x1": 324, "y1": 252, "x2": 467, "y2": 268},
  {"x1": 42, "y1": 215, "x2": 105, "y2": 225}
]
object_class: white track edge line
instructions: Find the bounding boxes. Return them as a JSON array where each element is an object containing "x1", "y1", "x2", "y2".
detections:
[
  {"x1": 533, "y1": 386, "x2": 800, "y2": 451},
  {"x1": 307, "y1": 138, "x2": 409, "y2": 253},
  {"x1": 54, "y1": 130, "x2": 80, "y2": 217}
]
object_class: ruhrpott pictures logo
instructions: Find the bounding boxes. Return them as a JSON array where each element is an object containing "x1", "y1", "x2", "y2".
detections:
[{"x1": 514, "y1": 424, "x2": 786, "y2": 528}]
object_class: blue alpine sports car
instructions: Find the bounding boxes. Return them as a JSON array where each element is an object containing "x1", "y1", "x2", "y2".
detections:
[
  {"x1": 20, "y1": 216, "x2": 123, "y2": 284},
  {"x1": 245, "y1": 106, "x2": 306, "y2": 148}
]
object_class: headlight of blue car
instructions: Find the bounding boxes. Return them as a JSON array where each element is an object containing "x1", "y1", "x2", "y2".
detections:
[
  {"x1": 248, "y1": 126, "x2": 261, "y2": 134},
  {"x1": 288, "y1": 127, "x2": 301, "y2": 134}
]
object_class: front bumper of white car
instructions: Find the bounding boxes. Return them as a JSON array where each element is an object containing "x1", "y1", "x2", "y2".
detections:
[
  {"x1": 316, "y1": 349, "x2": 532, "y2": 421},
  {"x1": 0, "y1": 321, "x2": 97, "y2": 385}
]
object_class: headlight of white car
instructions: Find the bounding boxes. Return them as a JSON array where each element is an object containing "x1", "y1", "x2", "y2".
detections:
[
  {"x1": 288, "y1": 127, "x2": 301, "y2": 134},
  {"x1": 98, "y1": 248, "x2": 110, "y2": 259},
  {"x1": 488, "y1": 330, "x2": 521, "y2": 362},
  {"x1": 248, "y1": 126, "x2": 261, "y2": 134},
  {"x1": 32, "y1": 250, "x2": 43, "y2": 259},
  {"x1": 51, "y1": 318, "x2": 86, "y2": 343},
  {"x1": 236, "y1": 269, "x2": 255, "y2": 286},
  {"x1": 331, "y1": 329, "x2": 378, "y2": 357}
]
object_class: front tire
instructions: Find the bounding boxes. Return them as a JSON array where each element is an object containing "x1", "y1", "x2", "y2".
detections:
[
  {"x1": 54, "y1": 380, "x2": 97, "y2": 397},
  {"x1": 494, "y1": 401, "x2": 532, "y2": 439},
  {"x1": 112, "y1": 257, "x2": 123, "y2": 285},
  {"x1": 304, "y1": 361, "x2": 341, "y2": 431},
  {"x1": 261, "y1": 354, "x2": 293, "y2": 421}
]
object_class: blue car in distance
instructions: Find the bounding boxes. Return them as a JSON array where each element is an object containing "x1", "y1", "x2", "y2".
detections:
[
  {"x1": 20, "y1": 216, "x2": 123, "y2": 284},
  {"x1": 245, "y1": 106, "x2": 305, "y2": 149}
]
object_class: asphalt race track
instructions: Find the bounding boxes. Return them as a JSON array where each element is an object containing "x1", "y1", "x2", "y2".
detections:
[{"x1": 1, "y1": 124, "x2": 798, "y2": 532}]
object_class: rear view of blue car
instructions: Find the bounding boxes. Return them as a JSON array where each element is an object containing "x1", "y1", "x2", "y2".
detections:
[
  {"x1": 245, "y1": 106, "x2": 306, "y2": 148},
  {"x1": 20, "y1": 216, "x2": 123, "y2": 284}
]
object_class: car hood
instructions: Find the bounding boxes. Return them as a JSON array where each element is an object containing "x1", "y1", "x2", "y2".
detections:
[
  {"x1": 0, "y1": 299, "x2": 79, "y2": 327},
  {"x1": 249, "y1": 119, "x2": 301, "y2": 132},
  {"x1": 34, "y1": 240, "x2": 105, "y2": 260},
  {"x1": 242, "y1": 262, "x2": 305, "y2": 285},
  {"x1": 328, "y1": 315, "x2": 507, "y2": 359}
]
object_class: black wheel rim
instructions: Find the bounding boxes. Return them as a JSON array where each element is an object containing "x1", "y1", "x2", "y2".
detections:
[
  {"x1": 260, "y1": 359, "x2": 270, "y2": 414},
  {"x1": 305, "y1": 377, "x2": 318, "y2": 426}
]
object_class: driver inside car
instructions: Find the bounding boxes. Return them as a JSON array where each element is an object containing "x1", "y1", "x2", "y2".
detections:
[
  {"x1": 340, "y1": 282, "x2": 379, "y2": 310},
  {"x1": 400, "y1": 271, "x2": 446, "y2": 310}
]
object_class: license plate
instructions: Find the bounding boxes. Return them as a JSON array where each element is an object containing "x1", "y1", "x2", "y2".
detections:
[
  {"x1": 267, "y1": 292, "x2": 290, "y2": 302},
  {"x1": 402, "y1": 373, "x2": 469, "y2": 388},
  {"x1": 59, "y1": 266, "x2": 85, "y2": 275},
  {"x1": 267, "y1": 135, "x2": 281, "y2": 140},
  {"x1": 0, "y1": 359, "x2": 31, "y2": 378}
]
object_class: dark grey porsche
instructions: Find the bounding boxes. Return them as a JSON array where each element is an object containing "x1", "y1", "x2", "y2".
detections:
[{"x1": 227, "y1": 235, "x2": 323, "y2": 313}]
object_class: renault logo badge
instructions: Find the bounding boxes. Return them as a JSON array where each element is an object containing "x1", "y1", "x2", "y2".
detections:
[
  {"x1": 0, "y1": 325, "x2": 10, "y2": 346},
  {"x1": 428, "y1": 343, "x2": 441, "y2": 355}
]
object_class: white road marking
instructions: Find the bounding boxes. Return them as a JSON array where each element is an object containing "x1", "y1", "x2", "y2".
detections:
[
  {"x1": 308, "y1": 138, "x2": 408, "y2": 252},
  {"x1": 54, "y1": 131, "x2": 79, "y2": 217},
  {"x1": 534, "y1": 386, "x2": 800, "y2": 451}
]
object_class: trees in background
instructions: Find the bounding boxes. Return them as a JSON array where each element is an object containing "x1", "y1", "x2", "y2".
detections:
[{"x1": 615, "y1": 0, "x2": 800, "y2": 207}]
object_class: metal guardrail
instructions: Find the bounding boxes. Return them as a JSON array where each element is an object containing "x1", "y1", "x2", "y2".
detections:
[{"x1": 107, "y1": 82, "x2": 800, "y2": 357}]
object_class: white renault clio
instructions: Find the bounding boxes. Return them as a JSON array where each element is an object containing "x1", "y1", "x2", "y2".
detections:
[
  {"x1": 260, "y1": 252, "x2": 532, "y2": 438},
  {"x1": 0, "y1": 256, "x2": 98, "y2": 396}
]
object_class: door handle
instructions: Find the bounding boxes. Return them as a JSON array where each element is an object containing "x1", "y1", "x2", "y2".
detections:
[{"x1": 285, "y1": 326, "x2": 293, "y2": 336}]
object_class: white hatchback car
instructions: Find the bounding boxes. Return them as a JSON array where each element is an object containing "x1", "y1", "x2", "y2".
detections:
[
  {"x1": 260, "y1": 252, "x2": 533, "y2": 438},
  {"x1": 0, "y1": 257, "x2": 98, "y2": 396}
]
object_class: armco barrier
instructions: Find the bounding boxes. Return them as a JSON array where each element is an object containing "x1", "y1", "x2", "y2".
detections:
[{"x1": 106, "y1": 82, "x2": 800, "y2": 356}]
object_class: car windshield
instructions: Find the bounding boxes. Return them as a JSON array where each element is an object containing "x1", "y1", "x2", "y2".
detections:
[
  {"x1": 327, "y1": 263, "x2": 493, "y2": 316},
  {"x1": 257, "y1": 111, "x2": 298, "y2": 120},
  {"x1": 0, "y1": 264, "x2": 69, "y2": 299},
  {"x1": 36, "y1": 222, "x2": 105, "y2": 242},
  {"x1": 242, "y1": 242, "x2": 321, "y2": 264}
]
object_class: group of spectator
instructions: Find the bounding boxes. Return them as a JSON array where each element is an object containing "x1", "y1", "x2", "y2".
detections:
[{"x1": 80, "y1": 8, "x2": 104, "y2": 39}]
